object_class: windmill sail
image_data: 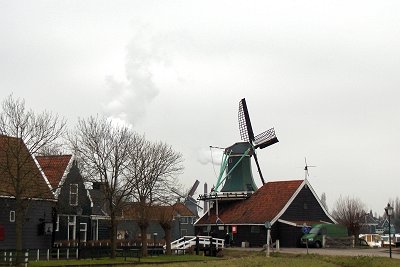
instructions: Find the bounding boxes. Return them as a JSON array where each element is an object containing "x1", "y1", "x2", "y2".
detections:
[
  {"x1": 254, "y1": 128, "x2": 279, "y2": 149},
  {"x1": 238, "y1": 99, "x2": 255, "y2": 142}
]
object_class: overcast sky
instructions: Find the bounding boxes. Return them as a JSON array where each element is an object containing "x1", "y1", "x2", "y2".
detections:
[{"x1": 1, "y1": 0, "x2": 399, "y2": 215}]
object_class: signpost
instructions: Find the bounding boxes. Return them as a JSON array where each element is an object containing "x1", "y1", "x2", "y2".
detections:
[
  {"x1": 264, "y1": 221, "x2": 271, "y2": 257},
  {"x1": 302, "y1": 224, "x2": 311, "y2": 254}
]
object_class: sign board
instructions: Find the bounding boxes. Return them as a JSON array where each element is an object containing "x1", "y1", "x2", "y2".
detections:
[
  {"x1": 0, "y1": 224, "x2": 4, "y2": 240},
  {"x1": 302, "y1": 226, "x2": 311, "y2": 234},
  {"x1": 45, "y1": 223, "x2": 53, "y2": 235},
  {"x1": 232, "y1": 225, "x2": 237, "y2": 234}
]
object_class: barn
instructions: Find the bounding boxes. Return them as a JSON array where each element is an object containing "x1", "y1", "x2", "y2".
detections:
[{"x1": 195, "y1": 179, "x2": 335, "y2": 247}]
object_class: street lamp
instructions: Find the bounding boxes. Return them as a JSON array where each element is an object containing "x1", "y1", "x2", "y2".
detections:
[
  {"x1": 76, "y1": 207, "x2": 83, "y2": 260},
  {"x1": 385, "y1": 203, "x2": 393, "y2": 258},
  {"x1": 153, "y1": 232, "x2": 158, "y2": 255}
]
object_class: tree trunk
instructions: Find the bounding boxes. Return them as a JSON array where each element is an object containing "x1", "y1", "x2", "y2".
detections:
[
  {"x1": 163, "y1": 225, "x2": 172, "y2": 255},
  {"x1": 140, "y1": 224, "x2": 148, "y2": 257},
  {"x1": 15, "y1": 198, "x2": 24, "y2": 267},
  {"x1": 110, "y1": 214, "x2": 117, "y2": 258}
]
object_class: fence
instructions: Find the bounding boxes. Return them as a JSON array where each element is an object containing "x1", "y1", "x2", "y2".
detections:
[
  {"x1": 1, "y1": 250, "x2": 29, "y2": 267},
  {"x1": 0, "y1": 246, "x2": 151, "y2": 265},
  {"x1": 325, "y1": 236, "x2": 355, "y2": 248}
]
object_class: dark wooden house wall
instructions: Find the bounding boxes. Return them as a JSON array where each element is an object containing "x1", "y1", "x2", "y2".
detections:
[
  {"x1": 281, "y1": 185, "x2": 333, "y2": 223},
  {"x1": 57, "y1": 163, "x2": 92, "y2": 217},
  {"x1": 195, "y1": 224, "x2": 270, "y2": 247},
  {"x1": 0, "y1": 198, "x2": 54, "y2": 249},
  {"x1": 275, "y1": 223, "x2": 303, "y2": 247},
  {"x1": 54, "y1": 162, "x2": 95, "y2": 243}
]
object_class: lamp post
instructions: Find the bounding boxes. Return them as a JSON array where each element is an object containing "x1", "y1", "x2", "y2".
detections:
[
  {"x1": 385, "y1": 203, "x2": 393, "y2": 258},
  {"x1": 76, "y1": 207, "x2": 83, "y2": 260},
  {"x1": 153, "y1": 232, "x2": 158, "y2": 256}
]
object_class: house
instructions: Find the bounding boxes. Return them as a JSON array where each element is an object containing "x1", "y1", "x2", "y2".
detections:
[
  {"x1": 360, "y1": 211, "x2": 380, "y2": 234},
  {"x1": 195, "y1": 179, "x2": 335, "y2": 247},
  {"x1": 0, "y1": 135, "x2": 56, "y2": 249},
  {"x1": 119, "y1": 202, "x2": 197, "y2": 244},
  {"x1": 36, "y1": 155, "x2": 112, "y2": 245}
]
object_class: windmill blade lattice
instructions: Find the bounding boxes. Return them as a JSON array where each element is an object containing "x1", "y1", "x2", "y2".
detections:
[
  {"x1": 237, "y1": 98, "x2": 279, "y2": 185},
  {"x1": 254, "y1": 128, "x2": 279, "y2": 149},
  {"x1": 238, "y1": 99, "x2": 255, "y2": 142}
]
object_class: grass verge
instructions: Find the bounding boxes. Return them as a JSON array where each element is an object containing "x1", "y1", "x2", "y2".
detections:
[{"x1": 28, "y1": 250, "x2": 400, "y2": 267}]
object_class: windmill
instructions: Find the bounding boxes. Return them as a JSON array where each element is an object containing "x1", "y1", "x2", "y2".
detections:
[
  {"x1": 171, "y1": 180, "x2": 202, "y2": 217},
  {"x1": 214, "y1": 98, "x2": 279, "y2": 193}
]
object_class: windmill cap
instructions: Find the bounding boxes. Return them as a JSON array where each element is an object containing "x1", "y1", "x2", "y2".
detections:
[{"x1": 225, "y1": 142, "x2": 254, "y2": 156}]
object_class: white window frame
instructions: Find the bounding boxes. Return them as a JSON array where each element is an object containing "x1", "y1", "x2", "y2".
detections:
[
  {"x1": 91, "y1": 219, "x2": 99, "y2": 241},
  {"x1": 10, "y1": 211, "x2": 15, "y2": 222},
  {"x1": 181, "y1": 217, "x2": 188, "y2": 224},
  {"x1": 55, "y1": 215, "x2": 60, "y2": 231},
  {"x1": 69, "y1": 184, "x2": 78, "y2": 206},
  {"x1": 80, "y1": 223, "x2": 87, "y2": 242},
  {"x1": 67, "y1": 216, "x2": 76, "y2": 240}
]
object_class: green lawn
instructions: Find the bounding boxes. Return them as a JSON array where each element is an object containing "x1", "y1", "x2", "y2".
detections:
[{"x1": 28, "y1": 250, "x2": 400, "y2": 267}]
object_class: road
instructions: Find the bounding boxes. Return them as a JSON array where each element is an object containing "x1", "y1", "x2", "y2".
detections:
[{"x1": 226, "y1": 247, "x2": 400, "y2": 259}]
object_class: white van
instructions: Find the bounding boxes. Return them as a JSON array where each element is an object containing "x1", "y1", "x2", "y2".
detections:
[
  {"x1": 359, "y1": 234, "x2": 381, "y2": 248},
  {"x1": 381, "y1": 234, "x2": 400, "y2": 247}
]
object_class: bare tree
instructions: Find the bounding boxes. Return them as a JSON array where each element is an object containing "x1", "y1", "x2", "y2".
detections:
[
  {"x1": 128, "y1": 139, "x2": 183, "y2": 256},
  {"x1": 320, "y1": 192, "x2": 328, "y2": 212},
  {"x1": 69, "y1": 116, "x2": 140, "y2": 258},
  {"x1": 0, "y1": 95, "x2": 66, "y2": 265},
  {"x1": 332, "y1": 196, "x2": 366, "y2": 238}
]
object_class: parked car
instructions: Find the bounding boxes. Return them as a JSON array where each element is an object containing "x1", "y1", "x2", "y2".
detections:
[
  {"x1": 301, "y1": 224, "x2": 348, "y2": 248},
  {"x1": 381, "y1": 234, "x2": 400, "y2": 247}
]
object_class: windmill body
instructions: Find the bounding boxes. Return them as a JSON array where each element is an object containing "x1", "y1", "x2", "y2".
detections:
[{"x1": 220, "y1": 142, "x2": 258, "y2": 193}]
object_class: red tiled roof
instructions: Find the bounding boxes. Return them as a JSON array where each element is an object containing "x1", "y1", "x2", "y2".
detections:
[
  {"x1": 123, "y1": 202, "x2": 195, "y2": 221},
  {"x1": 173, "y1": 202, "x2": 195, "y2": 216},
  {"x1": 36, "y1": 155, "x2": 72, "y2": 189},
  {"x1": 0, "y1": 135, "x2": 54, "y2": 200},
  {"x1": 196, "y1": 180, "x2": 304, "y2": 225}
]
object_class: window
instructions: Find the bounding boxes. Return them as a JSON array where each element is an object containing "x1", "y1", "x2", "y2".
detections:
[
  {"x1": 250, "y1": 226, "x2": 260, "y2": 233},
  {"x1": 91, "y1": 219, "x2": 98, "y2": 241},
  {"x1": 55, "y1": 215, "x2": 60, "y2": 231},
  {"x1": 9, "y1": 211, "x2": 15, "y2": 222},
  {"x1": 68, "y1": 216, "x2": 76, "y2": 240},
  {"x1": 80, "y1": 223, "x2": 87, "y2": 242},
  {"x1": 181, "y1": 217, "x2": 188, "y2": 224},
  {"x1": 69, "y1": 184, "x2": 78, "y2": 206},
  {"x1": 303, "y1": 202, "x2": 308, "y2": 210}
]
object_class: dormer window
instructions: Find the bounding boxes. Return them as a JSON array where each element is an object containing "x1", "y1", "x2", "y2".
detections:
[{"x1": 70, "y1": 184, "x2": 78, "y2": 206}]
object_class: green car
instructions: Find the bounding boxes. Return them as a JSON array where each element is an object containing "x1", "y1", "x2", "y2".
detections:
[{"x1": 301, "y1": 224, "x2": 348, "y2": 248}]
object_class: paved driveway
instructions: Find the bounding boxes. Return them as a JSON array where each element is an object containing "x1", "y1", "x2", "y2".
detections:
[
  {"x1": 280, "y1": 247, "x2": 400, "y2": 259},
  {"x1": 227, "y1": 247, "x2": 400, "y2": 259}
]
